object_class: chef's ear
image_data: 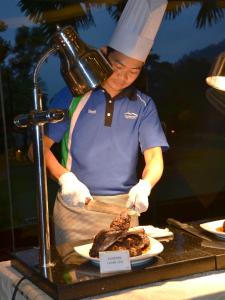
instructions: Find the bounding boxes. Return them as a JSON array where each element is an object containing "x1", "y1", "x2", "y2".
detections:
[{"x1": 100, "y1": 46, "x2": 107, "y2": 56}]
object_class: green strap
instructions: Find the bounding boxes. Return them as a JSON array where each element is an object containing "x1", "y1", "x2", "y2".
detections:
[{"x1": 61, "y1": 95, "x2": 82, "y2": 167}]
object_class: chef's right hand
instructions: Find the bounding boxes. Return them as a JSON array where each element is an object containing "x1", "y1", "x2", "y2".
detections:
[{"x1": 58, "y1": 172, "x2": 93, "y2": 207}]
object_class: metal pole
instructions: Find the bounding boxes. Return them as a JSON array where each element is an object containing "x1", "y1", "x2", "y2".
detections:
[
  {"x1": 32, "y1": 47, "x2": 56, "y2": 268},
  {"x1": 32, "y1": 87, "x2": 52, "y2": 268}
]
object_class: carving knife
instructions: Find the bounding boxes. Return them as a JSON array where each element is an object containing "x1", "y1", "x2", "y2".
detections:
[
  {"x1": 167, "y1": 218, "x2": 212, "y2": 241},
  {"x1": 85, "y1": 199, "x2": 137, "y2": 216}
]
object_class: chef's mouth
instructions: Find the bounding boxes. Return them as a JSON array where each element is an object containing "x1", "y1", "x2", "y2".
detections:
[{"x1": 112, "y1": 81, "x2": 128, "y2": 90}]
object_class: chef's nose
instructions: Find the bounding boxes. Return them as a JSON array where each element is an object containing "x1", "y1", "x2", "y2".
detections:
[{"x1": 118, "y1": 70, "x2": 129, "y2": 81}]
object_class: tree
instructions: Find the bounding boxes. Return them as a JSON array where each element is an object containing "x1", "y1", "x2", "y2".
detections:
[
  {"x1": 18, "y1": 0, "x2": 98, "y2": 40},
  {"x1": 0, "y1": 21, "x2": 10, "y2": 63},
  {"x1": 195, "y1": 0, "x2": 224, "y2": 28}
]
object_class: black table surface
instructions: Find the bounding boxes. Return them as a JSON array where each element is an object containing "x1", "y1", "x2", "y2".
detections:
[{"x1": 12, "y1": 223, "x2": 225, "y2": 300}]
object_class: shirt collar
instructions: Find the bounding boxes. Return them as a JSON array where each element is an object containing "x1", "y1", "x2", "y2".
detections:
[{"x1": 96, "y1": 85, "x2": 137, "y2": 101}]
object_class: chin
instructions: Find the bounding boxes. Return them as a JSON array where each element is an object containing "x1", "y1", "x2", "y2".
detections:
[{"x1": 111, "y1": 82, "x2": 128, "y2": 91}]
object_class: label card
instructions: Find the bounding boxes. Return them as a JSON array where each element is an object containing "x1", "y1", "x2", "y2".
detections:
[{"x1": 99, "y1": 250, "x2": 131, "y2": 274}]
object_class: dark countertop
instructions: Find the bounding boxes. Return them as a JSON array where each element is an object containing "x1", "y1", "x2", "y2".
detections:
[{"x1": 11, "y1": 225, "x2": 225, "y2": 300}]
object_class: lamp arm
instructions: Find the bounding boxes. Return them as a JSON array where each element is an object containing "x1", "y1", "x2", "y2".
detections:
[{"x1": 33, "y1": 47, "x2": 56, "y2": 86}]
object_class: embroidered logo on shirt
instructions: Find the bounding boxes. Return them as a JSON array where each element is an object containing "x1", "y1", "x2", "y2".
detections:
[
  {"x1": 124, "y1": 112, "x2": 138, "y2": 120},
  {"x1": 88, "y1": 109, "x2": 96, "y2": 114}
]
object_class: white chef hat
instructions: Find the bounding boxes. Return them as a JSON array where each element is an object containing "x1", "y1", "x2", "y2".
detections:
[{"x1": 108, "y1": 0, "x2": 167, "y2": 62}]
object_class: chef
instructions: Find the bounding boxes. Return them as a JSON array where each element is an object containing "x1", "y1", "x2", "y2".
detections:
[{"x1": 31, "y1": 0, "x2": 169, "y2": 245}]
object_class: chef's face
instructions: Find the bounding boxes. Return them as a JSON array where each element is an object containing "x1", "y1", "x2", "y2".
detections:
[{"x1": 102, "y1": 50, "x2": 143, "y2": 96}]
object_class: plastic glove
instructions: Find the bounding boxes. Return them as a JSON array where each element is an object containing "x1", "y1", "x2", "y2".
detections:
[
  {"x1": 58, "y1": 172, "x2": 93, "y2": 207},
  {"x1": 127, "y1": 179, "x2": 151, "y2": 215}
]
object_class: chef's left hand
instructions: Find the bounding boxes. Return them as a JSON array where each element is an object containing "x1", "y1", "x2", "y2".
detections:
[{"x1": 127, "y1": 179, "x2": 152, "y2": 215}]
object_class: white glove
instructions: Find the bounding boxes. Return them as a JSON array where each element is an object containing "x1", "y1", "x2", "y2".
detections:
[
  {"x1": 127, "y1": 179, "x2": 151, "y2": 215},
  {"x1": 58, "y1": 172, "x2": 93, "y2": 207}
]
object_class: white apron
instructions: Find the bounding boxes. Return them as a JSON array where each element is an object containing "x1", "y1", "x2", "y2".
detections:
[{"x1": 53, "y1": 192, "x2": 139, "y2": 246}]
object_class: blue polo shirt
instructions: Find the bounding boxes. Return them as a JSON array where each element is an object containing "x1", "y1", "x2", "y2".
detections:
[{"x1": 46, "y1": 86, "x2": 169, "y2": 195}]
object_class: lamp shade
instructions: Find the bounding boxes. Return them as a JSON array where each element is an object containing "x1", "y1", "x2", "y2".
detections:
[
  {"x1": 206, "y1": 51, "x2": 225, "y2": 92},
  {"x1": 53, "y1": 26, "x2": 113, "y2": 96}
]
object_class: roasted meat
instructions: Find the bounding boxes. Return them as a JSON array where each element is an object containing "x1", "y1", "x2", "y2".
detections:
[
  {"x1": 89, "y1": 229, "x2": 124, "y2": 257},
  {"x1": 89, "y1": 212, "x2": 150, "y2": 257},
  {"x1": 107, "y1": 230, "x2": 150, "y2": 257}
]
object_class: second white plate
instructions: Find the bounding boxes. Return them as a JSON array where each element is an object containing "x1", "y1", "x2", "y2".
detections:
[{"x1": 200, "y1": 219, "x2": 225, "y2": 240}]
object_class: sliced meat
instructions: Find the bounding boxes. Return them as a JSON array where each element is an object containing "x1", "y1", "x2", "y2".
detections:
[{"x1": 110, "y1": 212, "x2": 131, "y2": 231}]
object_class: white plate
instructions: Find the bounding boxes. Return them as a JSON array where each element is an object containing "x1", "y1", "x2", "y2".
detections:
[
  {"x1": 200, "y1": 219, "x2": 225, "y2": 240},
  {"x1": 74, "y1": 237, "x2": 164, "y2": 267},
  {"x1": 130, "y1": 225, "x2": 173, "y2": 239}
]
